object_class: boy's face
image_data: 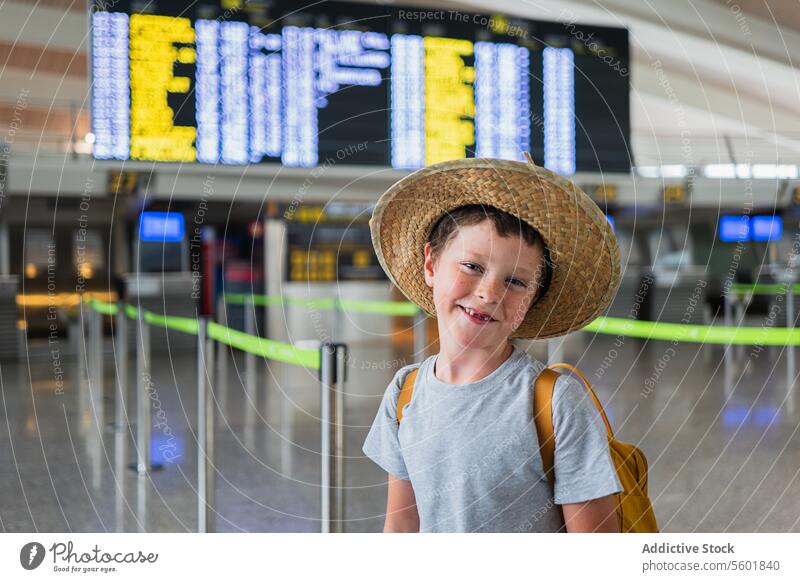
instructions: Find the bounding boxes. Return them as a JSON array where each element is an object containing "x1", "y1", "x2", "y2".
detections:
[{"x1": 423, "y1": 221, "x2": 543, "y2": 351}]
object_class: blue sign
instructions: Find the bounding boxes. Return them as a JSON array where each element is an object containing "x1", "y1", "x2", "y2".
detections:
[
  {"x1": 751, "y1": 215, "x2": 782, "y2": 242},
  {"x1": 139, "y1": 212, "x2": 185, "y2": 243},
  {"x1": 606, "y1": 214, "x2": 615, "y2": 232},
  {"x1": 719, "y1": 215, "x2": 749, "y2": 243}
]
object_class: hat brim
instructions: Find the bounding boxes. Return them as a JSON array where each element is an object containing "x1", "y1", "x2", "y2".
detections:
[{"x1": 370, "y1": 157, "x2": 620, "y2": 339}]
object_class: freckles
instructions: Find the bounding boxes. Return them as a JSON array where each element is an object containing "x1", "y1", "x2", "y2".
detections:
[{"x1": 442, "y1": 272, "x2": 469, "y2": 297}]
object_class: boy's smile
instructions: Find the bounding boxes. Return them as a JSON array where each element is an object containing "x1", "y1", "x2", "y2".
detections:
[
  {"x1": 457, "y1": 304, "x2": 496, "y2": 324},
  {"x1": 424, "y1": 221, "x2": 543, "y2": 353}
]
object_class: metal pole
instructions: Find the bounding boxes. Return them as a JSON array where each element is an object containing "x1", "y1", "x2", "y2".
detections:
[
  {"x1": 86, "y1": 303, "x2": 98, "y2": 398},
  {"x1": 77, "y1": 295, "x2": 88, "y2": 409},
  {"x1": 320, "y1": 342, "x2": 347, "y2": 533},
  {"x1": 216, "y1": 294, "x2": 228, "y2": 415},
  {"x1": 787, "y1": 289, "x2": 795, "y2": 409},
  {"x1": 114, "y1": 302, "x2": 128, "y2": 431},
  {"x1": 88, "y1": 305, "x2": 105, "y2": 439},
  {"x1": 280, "y1": 358, "x2": 292, "y2": 476},
  {"x1": 245, "y1": 295, "x2": 256, "y2": 404},
  {"x1": 206, "y1": 320, "x2": 216, "y2": 527},
  {"x1": 335, "y1": 344, "x2": 347, "y2": 529},
  {"x1": 244, "y1": 295, "x2": 257, "y2": 450},
  {"x1": 114, "y1": 304, "x2": 127, "y2": 531},
  {"x1": 413, "y1": 310, "x2": 427, "y2": 361},
  {"x1": 88, "y1": 305, "x2": 104, "y2": 492},
  {"x1": 197, "y1": 317, "x2": 215, "y2": 532},
  {"x1": 86, "y1": 301, "x2": 95, "y2": 389},
  {"x1": 723, "y1": 289, "x2": 732, "y2": 329},
  {"x1": 721, "y1": 289, "x2": 735, "y2": 397},
  {"x1": 735, "y1": 293, "x2": 745, "y2": 361},
  {"x1": 723, "y1": 290, "x2": 736, "y2": 380},
  {"x1": 114, "y1": 415, "x2": 126, "y2": 532},
  {"x1": 135, "y1": 309, "x2": 151, "y2": 475},
  {"x1": 114, "y1": 305, "x2": 127, "y2": 532}
]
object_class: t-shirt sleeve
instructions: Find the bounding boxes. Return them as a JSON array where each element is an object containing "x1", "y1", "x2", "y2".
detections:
[
  {"x1": 361, "y1": 365, "x2": 418, "y2": 480},
  {"x1": 551, "y1": 375, "x2": 623, "y2": 505}
]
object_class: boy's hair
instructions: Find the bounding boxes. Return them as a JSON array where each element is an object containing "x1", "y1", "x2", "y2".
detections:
[{"x1": 427, "y1": 204, "x2": 553, "y2": 305}]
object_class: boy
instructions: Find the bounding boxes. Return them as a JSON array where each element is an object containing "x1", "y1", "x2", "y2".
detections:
[{"x1": 363, "y1": 155, "x2": 623, "y2": 532}]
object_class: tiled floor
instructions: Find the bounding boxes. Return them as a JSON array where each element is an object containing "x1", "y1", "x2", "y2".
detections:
[{"x1": 2, "y1": 328, "x2": 800, "y2": 532}]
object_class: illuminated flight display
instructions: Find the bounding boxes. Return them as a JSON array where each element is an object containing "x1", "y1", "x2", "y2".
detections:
[
  {"x1": 129, "y1": 14, "x2": 196, "y2": 162},
  {"x1": 91, "y1": 1, "x2": 630, "y2": 173}
]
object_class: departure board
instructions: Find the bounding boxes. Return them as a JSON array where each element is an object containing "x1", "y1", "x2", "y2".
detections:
[{"x1": 91, "y1": 0, "x2": 630, "y2": 173}]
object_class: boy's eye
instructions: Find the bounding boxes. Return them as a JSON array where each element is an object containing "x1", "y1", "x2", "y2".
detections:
[{"x1": 462, "y1": 262, "x2": 526, "y2": 287}]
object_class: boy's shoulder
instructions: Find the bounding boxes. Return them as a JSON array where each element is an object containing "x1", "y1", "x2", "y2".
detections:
[
  {"x1": 501, "y1": 349, "x2": 591, "y2": 402},
  {"x1": 393, "y1": 358, "x2": 427, "y2": 382},
  {"x1": 384, "y1": 359, "x2": 426, "y2": 402}
]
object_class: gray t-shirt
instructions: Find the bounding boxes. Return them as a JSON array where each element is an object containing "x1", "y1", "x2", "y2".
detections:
[{"x1": 362, "y1": 344, "x2": 623, "y2": 532}]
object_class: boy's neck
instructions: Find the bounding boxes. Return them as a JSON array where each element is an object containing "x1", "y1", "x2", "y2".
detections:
[{"x1": 433, "y1": 340, "x2": 515, "y2": 385}]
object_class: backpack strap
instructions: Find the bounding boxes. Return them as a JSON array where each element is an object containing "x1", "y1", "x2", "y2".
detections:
[
  {"x1": 548, "y1": 363, "x2": 614, "y2": 438},
  {"x1": 396, "y1": 368, "x2": 419, "y2": 424},
  {"x1": 534, "y1": 367, "x2": 560, "y2": 489}
]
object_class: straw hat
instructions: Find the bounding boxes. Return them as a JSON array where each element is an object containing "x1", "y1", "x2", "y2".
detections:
[{"x1": 369, "y1": 154, "x2": 620, "y2": 339}]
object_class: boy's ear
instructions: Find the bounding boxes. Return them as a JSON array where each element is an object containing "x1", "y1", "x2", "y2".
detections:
[{"x1": 423, "y1": 242, "x2": 435, "y2": 288}]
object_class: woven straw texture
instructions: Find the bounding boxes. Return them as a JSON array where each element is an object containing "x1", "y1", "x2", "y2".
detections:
[{"x1": 370, "y1": 156, "x2": 621, "y2": 339}]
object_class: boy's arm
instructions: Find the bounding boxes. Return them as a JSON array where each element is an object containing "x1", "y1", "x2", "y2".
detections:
[
  {"x1": 561, "y1": 494, "x2": 618, "y2": 532},
  {"x1": 383, "y1": 473, "x2": 420, "y2": 532}
]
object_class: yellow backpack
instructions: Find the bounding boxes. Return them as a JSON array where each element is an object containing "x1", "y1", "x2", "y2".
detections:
[
  {"x1": 396, "y1": 363, "x2": 659, "y2": 533},
  {"x1": 535, "y1": 363, "x2": 659, "y2": 533}
]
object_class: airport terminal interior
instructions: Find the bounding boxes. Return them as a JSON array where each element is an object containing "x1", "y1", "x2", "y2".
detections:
[{"x1": 2, "y1": 0, "x2": 800, "y2": 533}]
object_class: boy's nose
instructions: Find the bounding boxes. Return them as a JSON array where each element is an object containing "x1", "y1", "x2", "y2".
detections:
[{"x1": 474, "y1": 276, "x2": 503, "y2": 304}]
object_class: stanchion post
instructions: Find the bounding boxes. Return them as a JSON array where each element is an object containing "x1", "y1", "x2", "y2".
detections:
[
  {"x1": 703, "y1": 303, "x2": 712, "y2": 365},
  {"x1": 244, "y1": 294, "x2": 257, "y2": 414},
  {"x1": 320, "y1": 342, "x2": 347, "y2": 533},
  {"x1": 115, "y1": 302, "x2": 128, "y2": 430},
  {"x1": 89, "y1": 303, "x2": 104, "y2": 427},
  {"x1": 723, "y1": 290, "x2": 735, "y2": 367},
  {"x1": 735, "y1": 292, "x2": 746, "y2": 360},
  {"x1": 787, "y1": 289, "x2": 795, "y2": 397},
  {"x1": 88, "y1": 305, "x2": 103, "y2": 404},
  {"x1": 216, "y1": 294, "x2": 228, "y2": 411},
  {"x1": 413, "y1": 310, "x2": 427, "y2": 360},
  {"x1": 335, "y1": 343, "x2": 347, "y2": 527},
  {"x1": 135, "y1": 309, "x2": 151, "y2": 475},
  {"x1": 78, "y1": 295, "x2": 86, "y2": 382},
  {"x1": 720, "y1": 289, "x2": 736, "y2": 397},
  {"x1": 197, "y1": 317, "x2": 216, "y2": 532}
]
